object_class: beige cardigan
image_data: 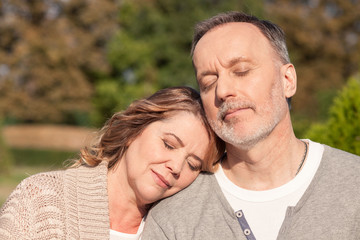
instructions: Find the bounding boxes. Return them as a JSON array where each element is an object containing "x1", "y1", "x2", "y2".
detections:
[{"x1": 0, "y1": 162, "x2": 110, "y2": 239}]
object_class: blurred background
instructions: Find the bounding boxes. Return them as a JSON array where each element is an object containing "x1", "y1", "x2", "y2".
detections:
[{"x1": 0, "y1": 0, "x2": 359, "y2": 205}]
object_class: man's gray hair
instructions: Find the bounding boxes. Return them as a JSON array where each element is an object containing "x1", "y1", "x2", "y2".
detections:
[{"x1": 191, "y1": 11, "x2": 290, "y2": 64}]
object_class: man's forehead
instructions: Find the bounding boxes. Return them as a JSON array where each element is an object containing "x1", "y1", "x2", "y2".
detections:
[
  {"x1": 194, "y1": 23, "x2": 266, "y2": 54},
  {"x1": 198, "y1": 22, "x2": 263, "y2": 44},
  {"x1": 193, "y1": 22, "x2": 272, "y2": 67}
]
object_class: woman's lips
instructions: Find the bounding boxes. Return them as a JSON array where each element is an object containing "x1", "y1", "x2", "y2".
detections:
[{"x1": 151, "y1": 170, "x2": 171, "y2": 189}]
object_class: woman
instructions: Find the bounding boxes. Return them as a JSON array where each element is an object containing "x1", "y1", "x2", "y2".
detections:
[{"x1": 0, "y1": 86, "x2": 224, "y2": 239}]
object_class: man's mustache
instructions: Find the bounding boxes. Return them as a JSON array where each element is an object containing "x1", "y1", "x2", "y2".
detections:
[{"x1": 217, "y1": 99, "x2": 256, "y2": 120}]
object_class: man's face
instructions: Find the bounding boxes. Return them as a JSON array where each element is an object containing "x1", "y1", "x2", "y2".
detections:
[{"x1": 193, "y1": 22, "x2": 292, "y2": 149}]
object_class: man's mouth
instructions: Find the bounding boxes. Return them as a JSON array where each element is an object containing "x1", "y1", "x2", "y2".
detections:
[
  {"x1": 218, "y1": 100, "x2": 256, "y2": 121},
  {"x1": 223, "y1": 107, "x2": 249, "y2": 120}
]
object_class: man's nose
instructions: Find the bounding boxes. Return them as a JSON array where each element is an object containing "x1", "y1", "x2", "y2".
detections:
[{"x1": 216, "y1": 74, "x2": 237, "y2": 103}]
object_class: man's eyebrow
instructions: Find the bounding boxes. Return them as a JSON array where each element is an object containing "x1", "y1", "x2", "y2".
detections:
[
  {"x1": 197, "y1": 57, "x2": 253, "y2": 80},
  {"x1": 198, "y1": 70, "x2": 218, "y2": 79},
  {"x1": 164, "y1": 133, "x2": 184, "y2": 147},
  {"x1": 226, "y1": 56, "x2": 252, "y2": 68}
]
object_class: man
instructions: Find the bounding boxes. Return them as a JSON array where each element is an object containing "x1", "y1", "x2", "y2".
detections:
[{"x1": 141, "y1": 11, "x2": 360, "y2": 240}]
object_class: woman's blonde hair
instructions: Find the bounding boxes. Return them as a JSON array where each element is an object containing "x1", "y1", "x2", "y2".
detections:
[{"x1": 72, "y1": 86, "x2": 224, "y2": 172}]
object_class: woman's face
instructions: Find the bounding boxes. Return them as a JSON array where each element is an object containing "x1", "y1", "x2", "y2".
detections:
[{"x1": 121, "y1": 111, "x2": 210, "y2": 205}]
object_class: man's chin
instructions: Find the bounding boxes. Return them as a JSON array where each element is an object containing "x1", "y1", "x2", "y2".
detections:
[{"x1": 216, "y1": 126, "x2": 270, "y2": 151}]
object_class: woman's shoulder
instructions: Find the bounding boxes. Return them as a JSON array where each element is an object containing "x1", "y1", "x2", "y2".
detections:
[
  {"x1": 2, "y1": 170, "x2": 65, "y2": 208},
  {"x1": 19, "y1": 170, "x2": 65, "y2": 192},
  {"x1": 0, "y1": 170, "x2": 68, "y2": 239}
]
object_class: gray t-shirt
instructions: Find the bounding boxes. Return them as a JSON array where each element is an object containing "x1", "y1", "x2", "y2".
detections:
[{"x1": 142, "y1": 145, "x2": 360, "y2": 240}]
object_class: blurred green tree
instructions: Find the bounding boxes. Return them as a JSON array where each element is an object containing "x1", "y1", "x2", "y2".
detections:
[
  {"x1": 0, "y1": 119, "x2": 13, "y2": 174},
  {"x1": 0, "y1": 0, "x2": 119, "y2": 125},
  {"x1": 266, "y1": 0, "x2": 360, "y2": 122},
  {"x1": 306, "y1": 74, "x2": 360, "y2": 155},
  {"x1": 93, "y1": 0, "x2": 264, "y2": 125},
  {"x1": 111, "y1": 0, "x2": 264, "y2": 87}
]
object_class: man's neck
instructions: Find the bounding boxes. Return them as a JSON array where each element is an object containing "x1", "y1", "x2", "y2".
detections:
[{"x1": 222, "y1": 125, "x2": 305, "y2": 191}]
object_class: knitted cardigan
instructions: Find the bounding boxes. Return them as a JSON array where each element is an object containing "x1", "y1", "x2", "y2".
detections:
[{"x1": 0, "y1": 162, "x2": 110, "y2": 239}]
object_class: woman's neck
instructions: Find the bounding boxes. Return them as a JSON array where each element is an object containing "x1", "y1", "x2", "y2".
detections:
[{"x1": 107, "y1": 167, "x2": 150, "y2": 234}]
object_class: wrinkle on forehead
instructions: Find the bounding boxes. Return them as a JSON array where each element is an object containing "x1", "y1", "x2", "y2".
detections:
[
  {"x1": 196, "y1": 22, "x2": 268, "y2": 48},
  {"x1": 193, "y1": 22, "x2": 273, "y2": 67}
]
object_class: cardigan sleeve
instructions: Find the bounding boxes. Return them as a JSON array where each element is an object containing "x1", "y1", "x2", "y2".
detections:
[
  {"x1": 0, "y1": 171, "x2": 66, "y2": 239},
  {"x1": 0, "y1": 177, "x2": 36, "y2": 239}
]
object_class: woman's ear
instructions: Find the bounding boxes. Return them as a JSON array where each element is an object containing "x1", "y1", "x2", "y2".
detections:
[{"x1": 281, "y1": 63, "x2": 297, "y2": 98}]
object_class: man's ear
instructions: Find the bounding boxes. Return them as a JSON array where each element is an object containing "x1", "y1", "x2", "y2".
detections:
[{"x1": 281, "y1": 63, "x2": 297, "y2": 98}]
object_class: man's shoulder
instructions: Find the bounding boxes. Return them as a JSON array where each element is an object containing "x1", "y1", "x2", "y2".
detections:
[
  {"x1": 149, "y1": 173, "x2": 217, "y2": 216},
  {"x1": 322, "y1": 144, "x2": 360, "y2": 171},
  {"x1": 144, "y1": 172, "x2": 239, "y2": 239},
  {"x1": 317, "y1": 145, "x2": 360, "y2": 190}
]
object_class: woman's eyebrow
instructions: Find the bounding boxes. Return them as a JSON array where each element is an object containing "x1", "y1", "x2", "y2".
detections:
[
  {"x1": 164, "y1": 133, "x2": 184, "y2": 147},
  {"x1": 165, "y1": 133, "x2": 204, "y2": 162},
  {"x1": 188, "y1": 153, "x2": 204, "y2": 163}
]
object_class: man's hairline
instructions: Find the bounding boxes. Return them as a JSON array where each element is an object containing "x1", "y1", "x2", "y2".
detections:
[{"x1": 191, "y1": 22, "x2": 284, "y2": 81}]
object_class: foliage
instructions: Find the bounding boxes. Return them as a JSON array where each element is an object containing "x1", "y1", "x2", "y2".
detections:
[
  {"x1": 91, "y1": 0, "x2": 265, "y2": 125},
  {"x1": 1, "y1": 0, "x2": 359, "y2": 128},
  {"x1": 306, "y1": 75, "x2": 360, "y2": 155},
  {"x1": 91, "y1": 80, "x2": 156, "y2": 126},
  {"x1": 291, "y1": 113, "x2": 313, "y2": 139},
  {"x1": 0, "y1": 147, "x2": 74, "y2": 206},
  {"x1": 114, "y1": 0, "x2": 257, "y2": 86},
  {"x1": 0, "y1": 0, "x2": 119, "y2": 125},
  {"x1": 266, "y1": 0, "x2": 360, "y2": 120},
  {"x1": 0, "y1": 120, "x2": 14, "y2": 174},
  {"x1": 10, "y1": 147, "x2": 76, "y2": 168}
]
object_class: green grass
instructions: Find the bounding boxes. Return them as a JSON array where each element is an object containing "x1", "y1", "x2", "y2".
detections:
[
  {"x1": 0, "y1": 148, "x2": 78, "y2": 206},
  {"x1": 11, "y1": 148, "x2": 78, "y2": 167}
]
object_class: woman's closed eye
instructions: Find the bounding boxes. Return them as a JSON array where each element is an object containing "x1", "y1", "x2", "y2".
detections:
[
  {"x1": 163, "y1": 140, "x2": 175, "y2": 150},
  {"x1": 187, "y1": 159, "x2": 202, "y2": 171}
]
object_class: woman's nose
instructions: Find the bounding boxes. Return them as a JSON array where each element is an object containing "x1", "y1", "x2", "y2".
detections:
[{"x1": 165, "y1": 157, "x2": 185, "y2": 177}]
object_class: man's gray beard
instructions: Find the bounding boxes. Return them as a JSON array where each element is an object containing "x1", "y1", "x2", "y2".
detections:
[
  {"x1": 209, "y1": 116, "x2": 277, "y2": 150},
  {"x1": 209, "y1": 87, "x2": 284, "y2": 150}
]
